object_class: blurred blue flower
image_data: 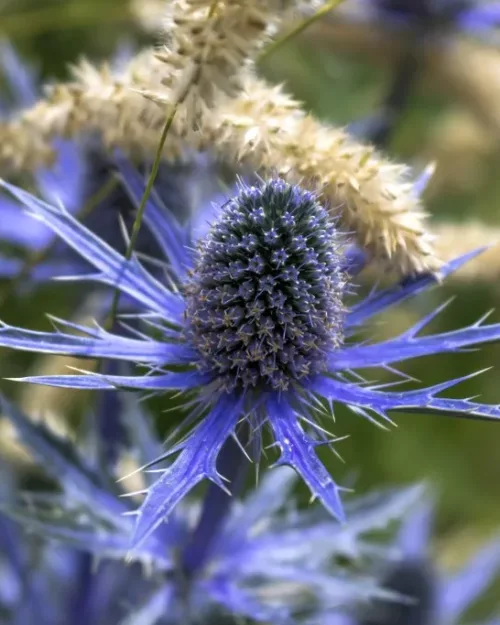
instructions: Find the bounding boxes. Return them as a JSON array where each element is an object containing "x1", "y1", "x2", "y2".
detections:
[
  {"x1": 342, "y1": 0, "x2": 500, "y2": 36},
  {"x1": 0, "y1": 394, "x2": 422, "y2": 624},
  {"x1": 318, "y1": 500, "x2": 500, "y2": 625},
  {"x1": 0, "y1": 44, "x2": 221, "y2": 289},
  {"x1": 344, "y1": 1, "x2": 500, "y2": 149},
  {"x1": 0, "y1": 43, "x2": 88, "y2": 276},
  {"x1": 1, "y1": 160, "x2": 500, "y2": 551}
]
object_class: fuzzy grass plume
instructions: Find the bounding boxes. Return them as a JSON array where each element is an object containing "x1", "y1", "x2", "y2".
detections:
[{"x1": 0, "y1": 36, "x2": 437, "y2": 274}]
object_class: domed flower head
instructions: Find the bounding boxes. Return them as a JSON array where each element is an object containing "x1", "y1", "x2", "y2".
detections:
[
  {"x1": 1, "y1": 159, "x2": 500, "y2": 550},
  {"x1": 0, "y1": 394, "x2": 422, "y2": 624},
  {"x1": 320, "y1": 500, "x2": 500, "y2": 625}
]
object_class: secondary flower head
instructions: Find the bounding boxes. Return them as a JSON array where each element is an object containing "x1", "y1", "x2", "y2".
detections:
[
  {"x1": 2, "y1": 160, "x2": 500, "y2": 551},
  {"x1": 0, "y1": 44, "x2": 219, "y2": 288},
  {"x1": 379, "y1": 0, "x2": 480, "y2": 27},
  {"x1": 185, "y1": 180, "x2": 345, "y2": 393},
  {"x1": 343, "y1": 0, "x2": 500, "y2": 36},
  {"x1": 324, "y1": 500, "x2": 500, "y2": 625}
]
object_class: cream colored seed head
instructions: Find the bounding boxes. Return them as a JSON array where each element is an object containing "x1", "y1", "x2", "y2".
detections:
[
  {"x1": 0, "y1": 0, "x2": 439, "y2": 276},
  {"x1": 147, "y1": 0, "x2": 294, "y2": 127},
  {"x1": 202, "y1": 74, "x2": 438, "y2": 274}
]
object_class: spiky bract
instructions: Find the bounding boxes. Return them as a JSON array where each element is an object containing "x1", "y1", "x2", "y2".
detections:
[{"x1": 327, "y1": 500, "x2": 500, "y2": 625}]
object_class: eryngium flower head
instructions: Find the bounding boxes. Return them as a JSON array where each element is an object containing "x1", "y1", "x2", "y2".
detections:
[
  {"x1": 2, "y1": 159, "x2": 500, "y2": 549},
  {"x1": 344, "y1": 0, "x2": 500, "y2": 36},
  {"x1": 324, "y1": 500, "x2": 500, "y2": 625},
  {"x1": 0, "y1": 395, "x2": 422, "y2": 624},
  {"x1": 185, "y1": 180, "x2": 345, "y2": 392},
  {"x1": 379, "y1": 0, "x2": 474, "y2": 27}
]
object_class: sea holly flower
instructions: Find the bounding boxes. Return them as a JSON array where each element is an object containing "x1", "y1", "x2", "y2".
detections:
[
  {"x1": 378, "y1": 0, "x2": 500, "y2": 34},
  {"x1": 318, "y1": 500, "x2": 500, "y2": 625},
  {"x1": 0, "y1": 43, "x2": 86, "y2": 281},
  {"x1": 0, "y1": 395, "x2": 422, "y2": 624},
  {"x1": 0, "y1": 43, "x2": 220, "y2": 287},
  {"x1": 1, "y1": 162, "x2": 500, "y2": 550},
  {"x1": 340, "y1": 0, "x2": 500, "y2": 36}
]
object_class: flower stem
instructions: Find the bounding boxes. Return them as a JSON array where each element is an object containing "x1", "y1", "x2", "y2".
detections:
[
  {"x1": 107, "y1": 0, "x2": 220, "y2": 327},
  {"x1": 259, "y1": 0, "x2": 345, "y2": 62},
  {"x1": 106, "y1": 102, "x2": 179, "y2": 326},
  {"x1": 181, "y1": 424, "x2": 250, "y2": 578}
]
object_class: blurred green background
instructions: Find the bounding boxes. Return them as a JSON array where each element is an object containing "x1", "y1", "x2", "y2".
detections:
[{"x1": 2, "y1": 0, "x2": 500, "y2": 580}]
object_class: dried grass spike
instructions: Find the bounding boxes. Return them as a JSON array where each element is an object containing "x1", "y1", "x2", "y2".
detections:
[
  {"x1": 203, "y1": 74, "x2": 438, "y2": 274},
  {"x1": 0, "y1": 49, "x2": 438, "y2": 275},
  {"x1": 0, "y1": 51, "x2": 186, "y2": 172},
  {"x1": 155, "y1": 0, "x2": 290, "y2": 115}
]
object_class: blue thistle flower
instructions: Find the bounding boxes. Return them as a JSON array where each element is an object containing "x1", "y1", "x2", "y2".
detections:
[
  {"x1": 0, "y1": 395, "x2": 421, "y2": 624},
  {"x1": 347, "y1": 0, "x2": 500, "y2": 36},
  {"x1": 345, "y1": 1, "x2": 500, "y2": 147},
  {"x1": 1, "y1": 160, "x2": 500, "y2": 551},
  {"x1": 0, "y1": 44, "x2": 220, "y2": 289},
  {"x1": 184, "y1": 180, "x2": 346, "y2": 393},
  {"x1": 0, "y1": 43, "x2": 86, "y2": 278},
  {"x1": 319, "y1": 500, "x2": 500, "y2": 625}
]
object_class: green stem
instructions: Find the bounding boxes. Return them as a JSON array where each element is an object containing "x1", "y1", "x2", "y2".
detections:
[
  {"x1": 259, "y1": 0, "x2": 345, "y2": 62},
  {"x1": 107, "y1": 102, "x2": 180, "y2": 326}
]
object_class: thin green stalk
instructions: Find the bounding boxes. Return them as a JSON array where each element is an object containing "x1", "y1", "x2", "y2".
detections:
[
  {"x1": 259, "y1": 0, "x2": 345, "y2": 62},
  {"x1": 107, "y1": 0, "x2": 221, "y2": 327},
  {"x1": 107, "y1": 103, "x2": 179, "y2": 325}
]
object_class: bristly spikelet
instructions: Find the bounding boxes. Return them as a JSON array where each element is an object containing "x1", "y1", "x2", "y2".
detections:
[
  {"x1": 205, "y1": 74, "x2": 437, "y2": 274},
  {"x1": 0, "y1": 51, "x2": 438, "y2": 275},
  {"x1": 154, "y1": 0, "x2": 287, "y2": 110},
  {"x1": 0, "y1": 52, "x2": 187, "y2": 170},
  {"x1": 132, "y1": 0, "x2": 326, "y2": 35}
]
